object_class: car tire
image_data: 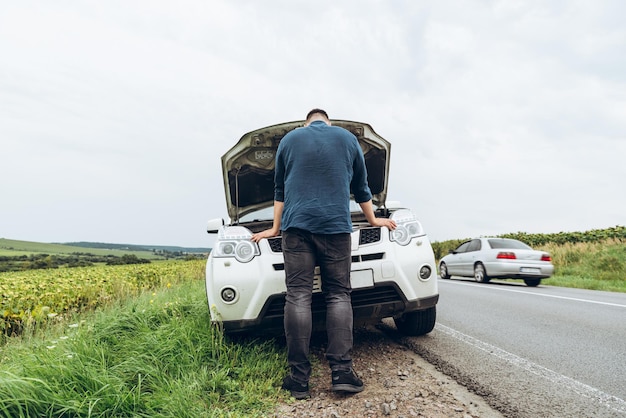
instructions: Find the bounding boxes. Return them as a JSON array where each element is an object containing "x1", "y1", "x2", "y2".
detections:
[
  {"x1": 524, "y1": 278, "x2": 541, "y2": 287},
  {"x1": 394, "y1": 306, "x2": 436, "y2": 336},
  {"x1": 474, "y1": 263, "x2": 490, "y2": 283},
  {"x1": 439, "y1": 262, "x2": 451, "y2": 279}
]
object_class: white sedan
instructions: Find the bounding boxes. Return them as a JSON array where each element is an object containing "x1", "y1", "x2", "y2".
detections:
[{"x1": 439, "y1": 237, "x2": 554, "y2": 287}]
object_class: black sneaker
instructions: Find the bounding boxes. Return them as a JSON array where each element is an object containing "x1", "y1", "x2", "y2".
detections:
[
  {"x1": 331, "y1": 369, "x2": 364, "y2": 393},
  {"x1": 281, "y1": 375, "x2": 310, "y2": 400}
]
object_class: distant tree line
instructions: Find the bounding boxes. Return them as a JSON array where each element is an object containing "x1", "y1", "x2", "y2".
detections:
[
  {"x1": 499, "y1": 225, "x2": 625, "y2": 246},
  {"x1": 154, "y1": 250, "x2": 207, "y2": 261},
  {"x1": 0, "y1": 253, "x2": 151, "y2": 272},
  {"x1": 63, "y1": 242, "x2": 211, "y2": 254}
]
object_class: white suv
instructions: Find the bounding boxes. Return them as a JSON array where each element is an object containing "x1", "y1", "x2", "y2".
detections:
[{"x1": 206, "y1": 120, "x2": 438, "y2": 336}]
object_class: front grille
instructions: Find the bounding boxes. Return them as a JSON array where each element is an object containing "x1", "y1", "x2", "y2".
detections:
[
  {"x1": 268, "y1": 237, "x2": 282, "y2": 252},
  {"x1": 274, "y1": 252, "x2": 384, "y2": 271},
  {"x1": 266, "y1": 228, "x2": 381, "y2": 254},
  {"x1": 359, "y1": 227, "x2": 381, "y2": 245},
  {"x1": 360, "y1": 252, "x2": 384, "y2": 261},
  {"x1": 263, "y1": 285, "x2": 403, "y2": 318}
]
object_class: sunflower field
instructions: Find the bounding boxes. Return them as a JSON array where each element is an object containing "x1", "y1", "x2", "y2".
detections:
[{"x1": 1, "y1": 259, "x2": 205, "y2": 339}]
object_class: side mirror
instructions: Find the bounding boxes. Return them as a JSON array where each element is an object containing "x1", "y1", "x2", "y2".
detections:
[{"x1": 207, "y1": 218, "x2": 225, "y2": 234}]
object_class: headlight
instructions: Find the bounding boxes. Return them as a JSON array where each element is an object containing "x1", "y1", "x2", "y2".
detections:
[
  {"x1": 213, "y1": 226, "x2": 260, "y2": 263},
  {"x1": 389, "y1": 209, "x2": 425, "y2": 246},
  {"x1": 234, "y1": 240, "x2": 256, "y2": 263},
  {"x1": 390, "y1": 225, "x2": 411, "y2": 246}
]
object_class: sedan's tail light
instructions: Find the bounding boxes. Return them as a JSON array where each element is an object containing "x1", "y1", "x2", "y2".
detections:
[
  {"x1": 497, "y1": 252, "x2": 516, "y2": 259},
  {"x1": 541, "y1": 254, "x2": 552, "y2": 262}
]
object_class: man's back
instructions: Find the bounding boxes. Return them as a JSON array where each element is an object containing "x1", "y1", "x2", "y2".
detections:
[{"x1": 275, "y1": 121, "x2": 371, "y2": 234}]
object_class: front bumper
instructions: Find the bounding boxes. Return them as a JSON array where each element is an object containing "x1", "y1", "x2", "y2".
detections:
[
  {"x1": 206, "y1": 227, "x2": 439, "y2": 334},
  {"x1": 217, "y1": 284, "x2": 439, "y2": 335}
]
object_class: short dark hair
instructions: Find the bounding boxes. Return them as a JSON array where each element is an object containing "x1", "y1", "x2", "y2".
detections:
[{"x1": 306, "y1": 108, "x2": 329, "y2": 121}]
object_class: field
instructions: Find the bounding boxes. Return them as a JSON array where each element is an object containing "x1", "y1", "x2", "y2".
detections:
[
  {"x1": 1, "y1": 260, "x2": 206, "y2": 340},
  {"x1": 0, "y1": 238, "x2": 160, "y2": 259}
]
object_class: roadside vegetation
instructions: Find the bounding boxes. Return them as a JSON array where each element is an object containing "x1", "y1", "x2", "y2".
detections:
[
  {"x1": 0, "y1": 277, "x2": 286, "y2": 417},
  {"x1": 538, "y1": 239, "x2": 625, "y2": 292}
]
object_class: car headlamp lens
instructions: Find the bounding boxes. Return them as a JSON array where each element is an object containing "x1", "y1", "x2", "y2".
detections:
[
  {"x1": 389, "y1": 209, "x2": 425, "y2": 246},
  {"x1": 391, "y1": 225, "x2": 411, "y2": 246},
  {"x1": 219, "y1": 242, "x2": 236, "y2": 255},
  {"x1": 213, "y1": 226, "x2": 260, "y2": 262},
  {"x1": 235, "y1": 241, "x2": 256, "y2": 263},
  {"x1": 407, "y1": 222, "x2": 421, "y2": 236}
]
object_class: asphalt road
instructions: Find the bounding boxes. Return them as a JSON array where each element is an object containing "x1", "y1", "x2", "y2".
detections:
[{"x1": 400, "y1": 278, "x2": 626, "y2": 417}]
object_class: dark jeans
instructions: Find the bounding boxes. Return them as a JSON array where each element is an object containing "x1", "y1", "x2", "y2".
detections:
[{"x1": 282, "y1": 228, "x2": 353, "y2": 384}]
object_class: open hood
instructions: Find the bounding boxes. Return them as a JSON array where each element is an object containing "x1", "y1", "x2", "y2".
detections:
[{"x1": 221, "y1": 120, "x2": 391, "y2": 222}]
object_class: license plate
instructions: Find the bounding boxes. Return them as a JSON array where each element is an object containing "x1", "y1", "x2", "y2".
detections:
[
  {"x1": 351, "y1": 269, "x2": 374, "y2": 288},
  {"x1": 520, "y1": 267, "x2": 540, "y2": 274}
]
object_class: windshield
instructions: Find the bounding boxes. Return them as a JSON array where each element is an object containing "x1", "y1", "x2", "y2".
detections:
[
  {"x1": 239, "y1": 206, "x2": 274, "y2": 222},
  {"x1": 239, "y1": 200, "x2": 383, "y2": 223}
]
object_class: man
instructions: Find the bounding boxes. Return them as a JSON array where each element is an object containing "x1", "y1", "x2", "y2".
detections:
[{"x1": 251, "y1": 109, "x2": 396, "y2": 399}]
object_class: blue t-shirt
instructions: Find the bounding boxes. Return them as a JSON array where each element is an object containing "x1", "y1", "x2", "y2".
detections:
[{"x1": 274, "y1": 121, "x2": 372, "y2": 234}]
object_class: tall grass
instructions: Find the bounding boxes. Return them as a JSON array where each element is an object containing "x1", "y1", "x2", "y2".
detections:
[
  {"x1": 538, "y1": 240, "x2": 626, "y2": 292},
  {"x1": 0, "y1": 280, "x2": 288, "y2": 417}
]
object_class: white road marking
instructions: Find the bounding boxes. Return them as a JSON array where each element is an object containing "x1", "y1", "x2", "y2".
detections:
[
  {"x1": 437, "y1": 323, "x2": 626, "y2": 414},
  {"x1": 440, "y1": 279, "x2": 626, "y2": 308}
]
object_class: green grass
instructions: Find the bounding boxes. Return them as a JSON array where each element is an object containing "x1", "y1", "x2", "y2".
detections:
[
  {"x1": 0, "y1": 238, "x2": 160, "y2": 260},
  {"x1": 0, "y1": 280, "x2": 288, "y2": 417},
  {"x1": 538, "y1": 240, "x2": 626, "y2": 292}
]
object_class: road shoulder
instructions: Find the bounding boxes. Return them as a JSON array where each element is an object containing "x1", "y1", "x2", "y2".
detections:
[{"x1": 275, "y1": 325, "x2": 504, "y2": 417}]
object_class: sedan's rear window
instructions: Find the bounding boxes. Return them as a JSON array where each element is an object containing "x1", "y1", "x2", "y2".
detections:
[{"x1": 487, "y1": 239, "x2": 532, "y2": 250}]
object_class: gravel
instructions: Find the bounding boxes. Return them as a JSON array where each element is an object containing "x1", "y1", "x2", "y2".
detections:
[{"x1": 273, "y1": 325, "x2": 504, "y2": 418}]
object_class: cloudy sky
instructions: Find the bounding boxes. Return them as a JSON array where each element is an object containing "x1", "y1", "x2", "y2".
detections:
[{"x1": 1, "y1": 0, "x2": 624, "y2": 248}]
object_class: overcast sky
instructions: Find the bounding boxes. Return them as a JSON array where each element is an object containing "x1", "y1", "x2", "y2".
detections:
[{"x1": 1, "y1": 0, "x2": 625, "y2": 248}]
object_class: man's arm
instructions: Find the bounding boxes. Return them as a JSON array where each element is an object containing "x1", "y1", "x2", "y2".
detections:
[
  {"x1": 359, "y1": 200, "x2": 397, "y2": 230},
  {"x1": 250, "y1": 201, "x2": 284, "y2": 242}
]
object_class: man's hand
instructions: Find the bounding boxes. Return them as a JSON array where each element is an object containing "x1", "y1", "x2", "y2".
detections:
[
  {"x1": 358, "y1": 200, "x2": 397, "y2": 230},
  {"x1": 251, "y1": 228, "x2": 279, "y2": 243},
  {"x1": 371, "y1": 218, "x2": 397, "y2": 230},
  {"x1": 251, "y1": 201, "x2": 283, "y2": 243}
]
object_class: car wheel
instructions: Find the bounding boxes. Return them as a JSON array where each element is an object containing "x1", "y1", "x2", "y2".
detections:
[
  {"x1": 394, "y1": 307, "x2": 436, "y2": 336},
  {"x1": 474, "y1": 263, "x2": 490, "y2": 283},
  {"x1": 524, "y1": 278, "x2": 541, "y2": 287},
  {"x1": 439, "y1": 262, "x2": 450, "y2": 279}
]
